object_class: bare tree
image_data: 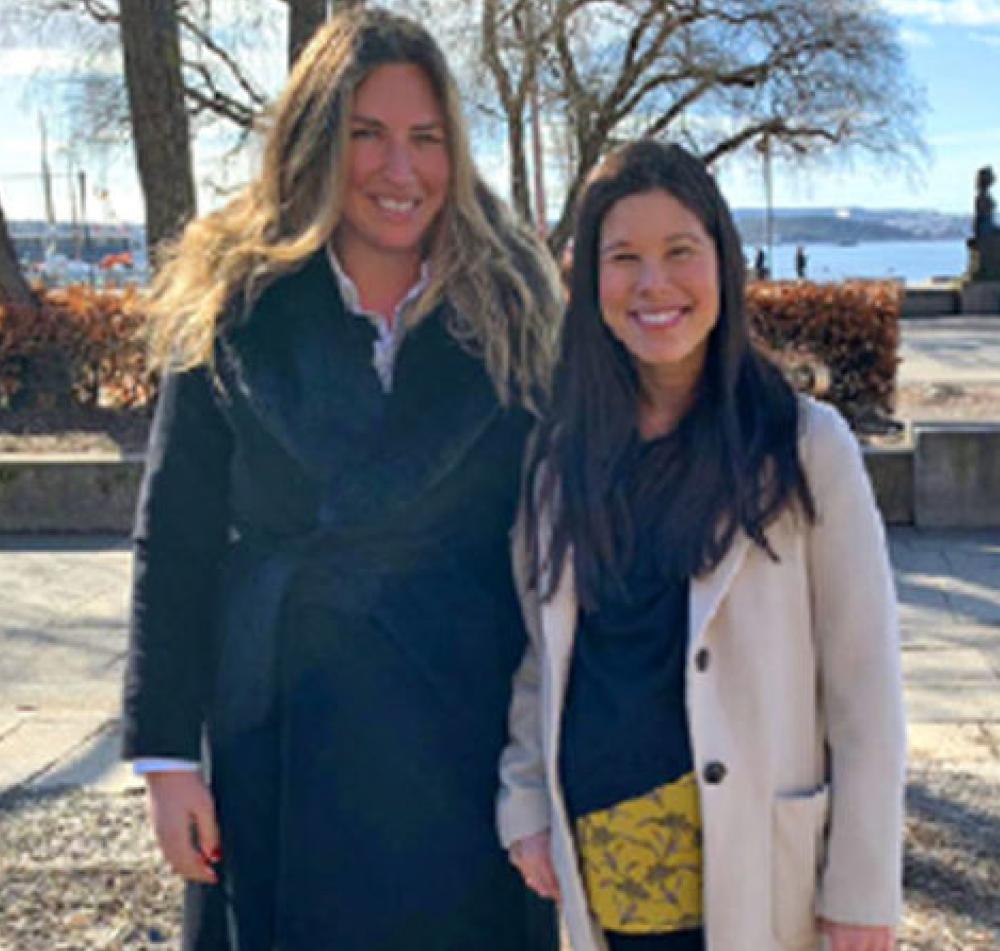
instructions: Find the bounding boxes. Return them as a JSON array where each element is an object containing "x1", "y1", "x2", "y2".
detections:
[
  {"x1": 472, "y1": 0, "x2": 925, "y2": 252},
  {"x1": 286, "y1": 0, "x2": 328, "y2": 67},
  {"x1": 119, "y1": 0, "x2": 197, "y2": 257},
  {"x1": 0, "y1": 198, "x2": 35, "y2": 310},
  {"x1": 285, "y1": 0, "x2": 371, "y2": 69},
  {"x1": 480, "y1": 0, "x2": 537, "y2": 220},
  {"x1": 32, "y1": 0, "x2": 365, "y2": 136}
]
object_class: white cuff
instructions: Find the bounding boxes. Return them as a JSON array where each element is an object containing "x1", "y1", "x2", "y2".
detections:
[{"x1": 132, "y1": 757, "x2": 200, "y2": 775}]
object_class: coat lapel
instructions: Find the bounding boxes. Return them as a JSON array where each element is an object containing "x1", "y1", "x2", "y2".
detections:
[
  {"x1": 217, "y1": 251, "x2": 508, "y2": 527},
  {"x1": 540, "y1": 549, "x2": 578, "y2": 678},
  {"x1": 689, "y1": 530, "x2": 752, "y2": 652}
]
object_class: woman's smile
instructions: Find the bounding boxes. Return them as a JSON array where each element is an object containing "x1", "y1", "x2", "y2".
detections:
[{"x1": 629, "y1": 306, "x2": 687, "y2": 329}]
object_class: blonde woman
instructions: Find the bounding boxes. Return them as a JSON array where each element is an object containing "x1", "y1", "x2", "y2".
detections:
[
  {"x1": 497, "y1": 141, "x2": 905, "y2": 951},
  {"x1": 123, "y1": 10, "x2": 562, "y2": 949}
]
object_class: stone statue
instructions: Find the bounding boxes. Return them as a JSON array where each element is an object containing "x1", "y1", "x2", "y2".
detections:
[
  {"x1": 965, "y1": 164, "x2": 1000, "y2": 301},
  {"x1": 974, "y1": 166, "x2": 997, "y2": 242}
]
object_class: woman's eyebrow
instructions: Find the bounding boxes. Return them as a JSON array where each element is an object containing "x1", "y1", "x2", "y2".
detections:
[
  {"x1": 350, "y1": 114, "x2": 444, "y2": 132},
  {"x1": 600, "y1": 231, "x2": 703, "y2": 253},
  {"x1": 600, "y1": 239, "x2": 632, "y2": 253}
]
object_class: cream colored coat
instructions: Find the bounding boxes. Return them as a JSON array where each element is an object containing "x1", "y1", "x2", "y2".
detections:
[{"x1": 497, "y1": 398, "x2": 906, "y2": 951}]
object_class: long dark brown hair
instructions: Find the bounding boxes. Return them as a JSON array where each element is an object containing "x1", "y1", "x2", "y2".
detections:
[{"x1": 526, "y1": 140, "x2": 815, "y2": 609}]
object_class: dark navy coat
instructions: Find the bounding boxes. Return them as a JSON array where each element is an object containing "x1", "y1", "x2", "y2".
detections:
[{"x1": 123, "y1": 251, "x2": 556, "y2": 950}]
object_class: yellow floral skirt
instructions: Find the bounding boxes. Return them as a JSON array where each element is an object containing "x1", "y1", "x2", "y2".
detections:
[{"x1": 574, "y1": 772, "x2": 703, "y2": 934}]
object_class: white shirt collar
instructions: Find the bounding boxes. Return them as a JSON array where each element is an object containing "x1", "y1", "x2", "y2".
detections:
[{"x1": 325, "y1": 243, "x2": 430, "y2": 330}]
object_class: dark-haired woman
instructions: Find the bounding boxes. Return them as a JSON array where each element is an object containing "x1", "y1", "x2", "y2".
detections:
[
  {"x1": 123, "y1": 9, "x2": 561, "y2": 950},
  {"x1": 497, "y1": 141, "x2": 905, "y2": 951}
]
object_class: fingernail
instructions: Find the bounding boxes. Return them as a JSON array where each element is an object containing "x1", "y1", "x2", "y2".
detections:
[{"x1": 207, "y1": 847, "x2": 222, "y2": 863}]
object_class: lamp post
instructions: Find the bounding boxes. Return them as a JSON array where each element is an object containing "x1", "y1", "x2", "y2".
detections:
[{"x1": 760, "y1": 133, "x2": 774, "y2": 279}]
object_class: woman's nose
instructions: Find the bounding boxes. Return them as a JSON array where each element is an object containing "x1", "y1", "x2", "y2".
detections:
[
  {"x1": 635, "y1": 260, "x2": 668, "y2": 295},
  {"x1": 383, "y1": 139, "x2": 417, "y2": 184}
]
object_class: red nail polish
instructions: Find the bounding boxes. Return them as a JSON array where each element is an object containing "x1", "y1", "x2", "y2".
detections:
[{"x1": 208, "y1": 847, "x2": 223, "y2": 863}]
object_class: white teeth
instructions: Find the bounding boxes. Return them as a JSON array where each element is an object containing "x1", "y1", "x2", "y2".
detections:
[
  {"x1": 634, "y1": 309, "x2": 682, "y2": 326},
  {"x1": 376, "y1": 197, "x2": 416, "y2": 213}
]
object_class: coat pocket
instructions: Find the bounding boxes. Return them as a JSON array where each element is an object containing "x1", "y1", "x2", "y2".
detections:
[{"x1": 771, "y1": 784, "x2": 829, "y2": 949}]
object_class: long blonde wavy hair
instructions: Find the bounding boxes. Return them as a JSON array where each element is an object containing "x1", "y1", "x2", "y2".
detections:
[{"x1": 146, "y1": 8, "x2": 561, "y2": 411}]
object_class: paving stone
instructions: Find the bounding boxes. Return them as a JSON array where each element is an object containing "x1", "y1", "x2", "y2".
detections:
[
  {"x1": 0, "y1": 714, "x2": 112, "y2": 796},
  {"x1": 902, "y1": 648, "x2": 996, "y2": 684},
  {"x1": 908, "y1": 723, "x2": 1000, "y2": 763},
  {"x1": 30, "y1": 721, "x2": 142, "y2": 794},
  {"x1": 2, "y1": 529, "x2": 999, "y2": 797},
  {"x1": 905, "y1": 684, "x2": 1000, "y2": 723}
]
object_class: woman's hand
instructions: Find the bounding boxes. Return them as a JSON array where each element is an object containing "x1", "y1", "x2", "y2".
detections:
[
  {"x1": 145, "y1": 771, "x2": 221, "y2": 884},
  {"x1": 509, "y1": 829, "x2": 561, "y2": 902},
  {"x1": 820, "y1": 918, "x2": 895, "y2": 951}
]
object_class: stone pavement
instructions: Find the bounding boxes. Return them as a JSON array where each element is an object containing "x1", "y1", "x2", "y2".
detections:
[
  {"x1": 0, "y1": 528, "x2": 998, "y2": 797},
  {"x1": 898, "y1": 316, "x2": 1000, "y2": 387}
]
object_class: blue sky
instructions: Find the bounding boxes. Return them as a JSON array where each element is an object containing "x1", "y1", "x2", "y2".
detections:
[
  {"x1": 1, "y1": 0, "x2": 998, "y2": 223},
  {"x1": 718, "y1": 0, "x2": 1000, "y2": 213}
]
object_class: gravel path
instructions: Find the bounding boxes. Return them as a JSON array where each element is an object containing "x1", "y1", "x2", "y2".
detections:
[{"x1": 1, "y1": 759, "x2": 996, "y2": 950}]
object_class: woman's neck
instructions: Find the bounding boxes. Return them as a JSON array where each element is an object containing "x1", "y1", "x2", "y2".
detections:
[
  {"x1": 332, "y1": 236, "x2": 422, "y2": 325},
  {"x1": 635, "y1": 362, "x2": 702, "y2": 440}
]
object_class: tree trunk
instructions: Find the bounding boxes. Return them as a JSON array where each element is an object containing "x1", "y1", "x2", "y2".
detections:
[
  {"x1": 289, "y1": 0, "x2": 329, "y2": 68},
  {"x1": 507, "y1": 114, "x2": 532, "y2": 225},
  {"x1": 119, "y1": 0, "x2": 197, "y2": 263},
  {"x1": 0, "y1": 200, "x2": 34, "y2": 310}
]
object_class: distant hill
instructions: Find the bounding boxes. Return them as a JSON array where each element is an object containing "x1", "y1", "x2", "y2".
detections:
[{"x1": 732, "y1": 208, "x2": 969, "y2": 246}]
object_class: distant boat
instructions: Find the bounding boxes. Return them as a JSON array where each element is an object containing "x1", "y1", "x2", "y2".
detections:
[{"x1": 836, "y1": 238, "x2": 858, "y2": 246}]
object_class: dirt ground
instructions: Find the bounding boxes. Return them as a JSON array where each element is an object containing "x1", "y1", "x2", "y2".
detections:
[{"x1": 0, "y1": 755, "x2": 997, "y2": 950}]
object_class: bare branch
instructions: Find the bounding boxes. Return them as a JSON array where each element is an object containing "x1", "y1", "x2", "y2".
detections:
[{"x1": 176, "y1": 9, "x2": 269, "y2": 115}]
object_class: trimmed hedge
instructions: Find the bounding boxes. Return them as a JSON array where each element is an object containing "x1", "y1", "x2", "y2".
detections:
[
  {"x1": 0, "y1": 286, "x2": 152, "y2": 411},
  {"x1": 747, "y1": 280, "x2": 901, "y2": 423},
  {"x1": 1, "y1": 279, "x2": 901, "y2": 426}
]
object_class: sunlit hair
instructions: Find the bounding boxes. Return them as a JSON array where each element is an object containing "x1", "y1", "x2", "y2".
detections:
[
  {"x1": 145, "y1": 8, "x2": 561, "y2": 411},
  {"x1": 527, "y1": 140, "x2": 815, "y2": 607}
]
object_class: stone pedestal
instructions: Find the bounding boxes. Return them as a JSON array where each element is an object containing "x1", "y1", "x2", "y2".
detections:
[
  {"x1": 969, "y1": 231, "x2": 1000, "y2": 280},
  {"x1": 962, "y1": 230, "x2": 1000, "y2": 311},
  {"x1": 914, "y1": 424, "x2": 1000, "y2": 529},
  {"x1": 961, "y1": 280, "x2": 1000, "y2": 313}
]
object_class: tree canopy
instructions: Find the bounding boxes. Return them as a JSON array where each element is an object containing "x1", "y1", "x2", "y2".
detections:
[{"x1": 413, "y1": 0, "x2": 925, "y2": 250}]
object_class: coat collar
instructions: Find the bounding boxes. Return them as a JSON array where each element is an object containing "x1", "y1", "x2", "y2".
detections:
[{"x1": 216, "y1": 250, "x2": 507, "y2": 518}]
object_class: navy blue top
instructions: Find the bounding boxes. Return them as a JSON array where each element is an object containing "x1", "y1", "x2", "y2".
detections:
[{"x1": 559, "y1": 439, "x2": 694, "y2": 821}]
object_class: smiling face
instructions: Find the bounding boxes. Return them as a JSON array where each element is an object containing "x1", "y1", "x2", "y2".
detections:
[
  {"x1": 336, "y1": 62, "x2": 451, "y2": 271},
  {"x1": 598, "y1": 188, "x2": 720, "y2": 392}
]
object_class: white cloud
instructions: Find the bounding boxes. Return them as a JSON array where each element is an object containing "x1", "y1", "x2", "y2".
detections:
[{"x1": 883, "y1": 0, "x2": 1000, "y2": 26}]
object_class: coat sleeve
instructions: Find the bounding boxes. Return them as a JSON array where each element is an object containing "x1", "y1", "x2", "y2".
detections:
[
  {"x1": 496, "y1": 486, "x2": 551, "y2": 849},
  {"x1": 803, "y1": 400, "x2": 906, "y2": 926},
  {"x1": 122, "y1": 366, "x2": 233, "y2": 761}
]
